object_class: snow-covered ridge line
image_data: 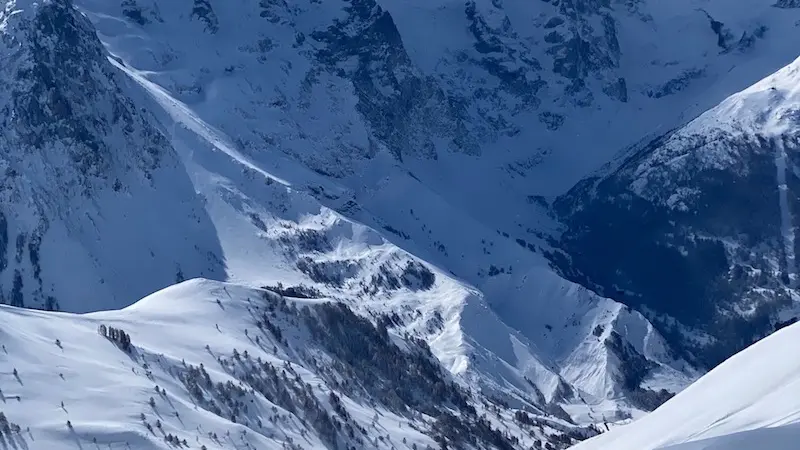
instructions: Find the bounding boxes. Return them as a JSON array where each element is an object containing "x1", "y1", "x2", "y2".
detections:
[
  {"x1": 554, "y1": 52, "x2": 800, "y2": 370},
  {"x1": 0, "y1": 278, "x2": 599, "y2": 450}
]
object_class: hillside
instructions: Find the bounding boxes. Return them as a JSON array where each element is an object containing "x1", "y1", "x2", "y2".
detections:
[{"x1": 0, "y1": 279, "x2": 598, "y2": 450}]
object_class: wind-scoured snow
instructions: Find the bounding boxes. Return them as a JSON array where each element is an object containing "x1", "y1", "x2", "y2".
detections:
[{"x1": 571, "y1": 320, "x2": 800, "y2": 450}]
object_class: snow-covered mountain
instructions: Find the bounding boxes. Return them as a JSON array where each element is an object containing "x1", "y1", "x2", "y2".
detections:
[
  {"x1": 0, "y1": 279, "x2": 598, "y2": 450},
  {"x1": 0, "y1": 0, "x2": 224, "y2": 312},
  {"x1": 2, "y1": 0, "x2": 800, "y2": 447},
  {"x1": 571, "y1": 317, "x2": 800, "y2": 450},
  {"x1": 554, "y1": 55, "x2": 800, "y2": 367}
]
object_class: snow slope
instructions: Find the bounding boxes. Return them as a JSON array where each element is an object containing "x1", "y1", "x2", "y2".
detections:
[
  {"x1": 0, "y1": 278, "x2": 595, "y2": 450},
  {"x1": 626, "y1": 55, "x2": 800, "y2": 205},
  {"x1": 570, "y1": 320, "x2": 800, "y2": 450}
]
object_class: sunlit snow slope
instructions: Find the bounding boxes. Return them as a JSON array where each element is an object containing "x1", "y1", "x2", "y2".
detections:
[
  {"x1": 0, "y1": 279, "x2": 592, "y2": 450},
  {"x1": 570, "y1": 320, "x2": 800, "y2": 450}
]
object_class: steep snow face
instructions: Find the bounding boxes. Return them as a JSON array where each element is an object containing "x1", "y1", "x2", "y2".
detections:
[
  {"x1": 554, "y1": 56, "x2": 800, "y2": 367},
  {"x1": 482, "y1": 266, "x2": 693, "y2": 411},
  {"x1": 0, "y1": 0, "x2": 224, "y2": 312},
  {"x1": 0, "y1": 279, "x2": 602, "y2": 450},
  {"x1": 571, "y1": 319, "x2": 800, "y2": 450}
]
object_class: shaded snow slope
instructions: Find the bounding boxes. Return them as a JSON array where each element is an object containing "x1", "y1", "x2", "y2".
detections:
[
  {"x1": 554, "y1": 55, "x2": 800, "y2": 367},
  {"x1": 571, "y1": 320, "x2": 800, "y2": 450},
  {"x1": 0, "y1": 0, "x2": 224, "y2": 312},
  {"x1": 0, "y1": 278, "x2": 601, "y2": 450}
]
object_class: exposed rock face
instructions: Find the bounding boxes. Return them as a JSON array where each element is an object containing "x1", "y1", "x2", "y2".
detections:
[
  {"x1": 775, "y1": 0, "x2": 800, "y2": 8},
  {"x1": 311, "y1": 0, "x2": 466, "y2": 160}
]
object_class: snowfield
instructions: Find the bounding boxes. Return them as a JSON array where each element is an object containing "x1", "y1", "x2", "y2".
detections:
[
  {"x1": 571, "y1": 319, "x2": 800, "y2": 450},
  {"x1": 0, "y1": 279, "x2": 422, "y2": 449}
]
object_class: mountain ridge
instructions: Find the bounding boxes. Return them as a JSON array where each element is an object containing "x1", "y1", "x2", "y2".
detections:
[
  {"x1": 0, "y1": 277, "x2": 607, "y2": 450},
  {"x1": 1, "y1": 0, "x2": 800, "y2": 447},
  {"x1": 552, "y1": 55, "x2": 800, "y2": 367}
]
